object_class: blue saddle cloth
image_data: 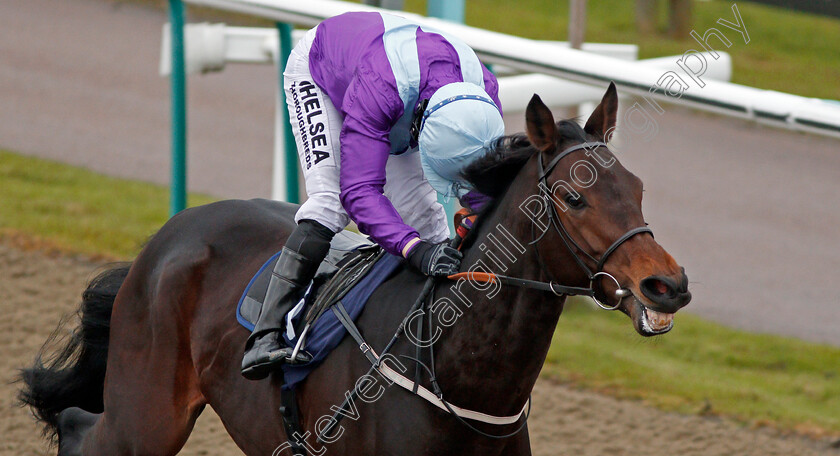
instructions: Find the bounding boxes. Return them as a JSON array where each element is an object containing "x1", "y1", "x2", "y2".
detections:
[
  {"x1": 236, "y1": 241, "x2": 402, "y2": 389},
  {"x1": 282, "y1": 253, "x2": 402, "y2": 387}
]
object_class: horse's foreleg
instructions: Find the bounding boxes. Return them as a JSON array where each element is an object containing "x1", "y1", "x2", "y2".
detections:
[{"x1": 73, "y1": 253, "x2": 209, "y2": 455}]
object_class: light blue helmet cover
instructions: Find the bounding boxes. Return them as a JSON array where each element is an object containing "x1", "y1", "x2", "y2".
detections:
[{"x1": 418, "y1": 82, "x2": 504, "y2": 199}]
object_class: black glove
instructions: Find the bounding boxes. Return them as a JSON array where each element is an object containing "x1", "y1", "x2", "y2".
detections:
[{"x1": 407, "y1": 241, "x2": 463, "y2": 277}]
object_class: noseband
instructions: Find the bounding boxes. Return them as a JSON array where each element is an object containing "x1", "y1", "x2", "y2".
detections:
[{"x1": 534, "y1": 141, "x2": 652, "y2": 309}]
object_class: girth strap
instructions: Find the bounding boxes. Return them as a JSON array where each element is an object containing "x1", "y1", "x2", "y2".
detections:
[{"x1": 279, "y1": 387, "x2": 308, "y2": 455}]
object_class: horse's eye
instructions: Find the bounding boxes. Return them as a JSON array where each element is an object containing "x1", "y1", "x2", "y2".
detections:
[{"x1": 564, "y1": 193, "x2": 586, "y2": 209}]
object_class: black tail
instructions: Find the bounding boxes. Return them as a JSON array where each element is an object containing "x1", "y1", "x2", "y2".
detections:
[{"x1": 18, "y1": 264, "x2": 131, "y2": 439}]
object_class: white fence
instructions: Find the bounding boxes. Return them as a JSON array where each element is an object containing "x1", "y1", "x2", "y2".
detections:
[
  {"x1": 161, "y1": 24, "x2": 733, "y2": 113},
  {"x1": 183, "y1": 0, "x2": 840, "y2": 139},
  {"x1": 162, "y1": 0, "x2": 840, "y2": 206}
]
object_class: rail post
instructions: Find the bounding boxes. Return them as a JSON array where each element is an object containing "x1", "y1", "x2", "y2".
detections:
[
  {"x1": 168, "y1": 0, "x2": 188, "y2": 216},
  {"x1": 272, "y1": 22, "x2": 300, "y2": 203},
  {"x1": 427, "y1": 0, "x2": 465, "y2": 235},
  {"x1": 428, "y1": 0, "x2": 464, "y2": 24}
]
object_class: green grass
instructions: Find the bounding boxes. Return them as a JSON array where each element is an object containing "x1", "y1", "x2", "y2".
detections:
[
  {"x1": 0, "y1": 150, "x2": 217, "y2": 259},
  {"x1": 2, "y1": 150, "x2": 839, "y2": 437},
  {"x1": 546, "y1": 298, "x2": 840, "y2": 437}
]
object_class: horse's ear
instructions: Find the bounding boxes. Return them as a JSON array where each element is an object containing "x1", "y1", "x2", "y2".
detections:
[
  {"x1": 584, "y1": 82, "x2": 618, "y2": 142},
  {"x1": 525, "y1": 94, "x2": 557, "y2": 152}
]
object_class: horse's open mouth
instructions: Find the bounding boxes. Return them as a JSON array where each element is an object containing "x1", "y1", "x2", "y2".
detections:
[
  {"x1": 622, "y1": 296, "x2": 674, "y2": 336},
  {"x1": 639, "y1": 302, "x2": 674, "y2": 335}
]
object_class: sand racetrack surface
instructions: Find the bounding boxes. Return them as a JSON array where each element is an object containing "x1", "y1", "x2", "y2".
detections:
[
  {"x1": 1, "y1": 242, "x2": 836, "y2": 456},
  {"x1": 2, "y1": 0, "x2": 840, "y2": 349}
]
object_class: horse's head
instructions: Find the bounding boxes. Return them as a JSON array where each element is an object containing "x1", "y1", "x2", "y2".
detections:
[
  {"x1": 529, "y1": 83, "x2": 690, "y2": 335},
  {"x1": 465, "y1": 83, "x2": 691, "y2": 336}
]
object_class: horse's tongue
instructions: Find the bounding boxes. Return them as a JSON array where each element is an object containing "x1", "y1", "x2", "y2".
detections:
[{"x1": 645, "y1": 307, "x2": 674, "y2": 331}]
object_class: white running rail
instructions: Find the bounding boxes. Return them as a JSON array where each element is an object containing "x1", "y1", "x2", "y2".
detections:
[{"x1": 182, "y1": 0, "x2": 840, "y2": 139}]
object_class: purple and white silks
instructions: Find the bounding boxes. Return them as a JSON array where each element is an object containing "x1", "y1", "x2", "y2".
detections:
[{"x1": 304, "y1": 12, "x2": 500, "y2": 256}]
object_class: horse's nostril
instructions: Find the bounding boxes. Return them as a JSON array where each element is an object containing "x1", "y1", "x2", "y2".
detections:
[
  {"x1": 640, "y1": 276, "x2": 677, "y2": 301},
  {"x1": 653, "y1": 280, "x2": 669, "y2": 295},
  {"x1": 640, "y1": 275, "x2": 691, "y2": 311}
]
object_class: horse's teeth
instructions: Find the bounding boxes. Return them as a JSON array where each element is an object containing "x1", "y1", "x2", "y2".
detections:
[{"x1": 644, "y1": 308, "x2": 674, "y2": 330}]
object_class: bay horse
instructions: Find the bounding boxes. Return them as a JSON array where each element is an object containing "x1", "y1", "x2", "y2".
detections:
[{"x1": 20, "y1": 83, "x2": 690, "y2": 455}]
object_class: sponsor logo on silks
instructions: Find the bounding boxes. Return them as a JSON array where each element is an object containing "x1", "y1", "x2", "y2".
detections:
[{"x1": 291, "y1": 80, "x2": 334, "y2": 171}]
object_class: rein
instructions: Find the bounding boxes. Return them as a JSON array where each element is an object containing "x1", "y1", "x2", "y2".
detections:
[{"x1": 447, "y1": 271, "x2": 594, "y2": 297}]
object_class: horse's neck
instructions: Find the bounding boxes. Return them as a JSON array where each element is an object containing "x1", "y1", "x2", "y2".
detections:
[{"x1": 431, "y1": 183, "x2": 573, "y2": 416}]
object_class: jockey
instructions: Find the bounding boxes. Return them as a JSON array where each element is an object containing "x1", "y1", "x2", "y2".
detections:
[{"x1": 242, "y1": 11, "x2": 504, "y2": 380}]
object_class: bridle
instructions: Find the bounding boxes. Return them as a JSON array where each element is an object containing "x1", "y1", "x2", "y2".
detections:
[
  {"x1": 450, "y1": 141, "x2": 652, "y2": 311},
  {"x1": 534, "y1": 140, "x2": 653, "y2": 309}
]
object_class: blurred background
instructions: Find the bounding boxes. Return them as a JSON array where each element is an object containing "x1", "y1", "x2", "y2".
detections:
[{"x1": 1, "y1": 0, "x2": 838, "y2": 454}]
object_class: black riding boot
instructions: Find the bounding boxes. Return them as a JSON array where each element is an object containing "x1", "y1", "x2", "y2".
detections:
[{"x1": 241, "y1": 220, "x2": 334, "y2": 380}]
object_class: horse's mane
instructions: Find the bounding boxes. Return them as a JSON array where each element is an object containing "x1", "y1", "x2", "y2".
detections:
[
  {"x1": 459, "y1": 119, "x2": 588, "y2": 249},
  {"x1": 461, "y1": 119, "x2": 587, "y2": 198}
]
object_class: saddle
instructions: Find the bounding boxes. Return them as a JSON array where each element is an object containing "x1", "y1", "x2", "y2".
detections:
[
  {"x1": 236, "y1": 229, "x2": 374, "y2": 331},
  {"x1": 236, "y1": 229, "x2": 403, "y2": 388}
]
